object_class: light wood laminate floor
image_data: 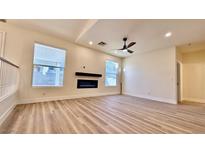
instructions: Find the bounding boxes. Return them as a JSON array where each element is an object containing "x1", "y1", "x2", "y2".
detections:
[{"x1": 0, "y1": 95, "x2": 205, "y2": 134}]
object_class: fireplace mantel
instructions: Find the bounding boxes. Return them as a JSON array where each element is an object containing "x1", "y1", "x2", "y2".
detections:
[{"x1": 75, "y1": 72, "x2": 102, "y2": 77}]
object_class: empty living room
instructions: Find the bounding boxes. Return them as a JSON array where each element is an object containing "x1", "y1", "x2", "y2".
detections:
[
  {"x1": 1, "y1": 19, "x2": 205, "y2": 134},
  {"x1": 1, "y1": 1, "x2": 205, "y2": 153}
]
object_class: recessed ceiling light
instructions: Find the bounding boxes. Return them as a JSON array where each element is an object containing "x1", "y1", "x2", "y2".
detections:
[
  {"x1": 165, "y1": 32, "x2": 172, "y2": 38},
  {"x1": 89, "y1": 41, "x2": 93, "y2": 45}
]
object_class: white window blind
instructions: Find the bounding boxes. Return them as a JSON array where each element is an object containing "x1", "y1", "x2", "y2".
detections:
[
  {"x1": 105, "y1": 60, "x2": 119, "y2": 86},
  {"x1": 32, "y1": 43, "x2": 66, "y2": 87}
]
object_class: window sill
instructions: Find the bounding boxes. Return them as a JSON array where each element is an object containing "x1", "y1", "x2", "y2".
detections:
[
  {"x1": 32, "y1": 85, "x2": 64, "y2": 88},
  {"x1": 105, "y1": 85, "x2": 117, "y2": 87}
]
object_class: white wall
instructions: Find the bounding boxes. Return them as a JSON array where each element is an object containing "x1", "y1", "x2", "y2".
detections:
[
  {"x1": 0, "y1": 22, "x2": 122, "y2": 104},
  {"x1": 123, "y1": 47, "x2": 177, "y2": 104},
  {"x1": 182, "y1": 51, "x2": 205, "y2": 103}
]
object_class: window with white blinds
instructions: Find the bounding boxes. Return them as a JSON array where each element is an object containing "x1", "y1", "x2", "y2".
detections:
[
  {"x1": 0, "y1": 32, "x2": 19, "y2": 102},
  {"x1": 105, "y1": 60, "x2": 119, "y2": 86},
  {"x1": 32, "y1": 43, "x2": 66, "y2": 87}
]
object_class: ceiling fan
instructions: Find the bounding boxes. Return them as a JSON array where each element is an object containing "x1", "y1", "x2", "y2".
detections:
[{"x1": 117, "y1": 37, "x2": 136, "y2": 54}]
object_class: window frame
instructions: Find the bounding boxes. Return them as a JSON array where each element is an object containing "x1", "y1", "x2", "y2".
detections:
[
  {"x1": 105, "y1": 60, "x2": 119, "y2": 87},
  {"x1": 31, "y1": 42, "x2": 67, "y2": 88}
]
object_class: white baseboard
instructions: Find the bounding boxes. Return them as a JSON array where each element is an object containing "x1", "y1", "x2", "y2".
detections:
[
  {"x1": 19, "y1": 92, "x2": 120, "y2": 104},
  {"x1": 0, "y1": 104, "x2": 16, "y2": 126},
  {"x1": 123, "y1": 92, "x2": 177, "y2": 104},
  {"x1": 182, "y1": 98, "x2": 205, "y2": 103}
]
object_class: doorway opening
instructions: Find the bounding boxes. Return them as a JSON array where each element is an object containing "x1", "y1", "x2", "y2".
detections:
[{"x1": 177, "y1": 62, "x2": 182, "y2": 103}]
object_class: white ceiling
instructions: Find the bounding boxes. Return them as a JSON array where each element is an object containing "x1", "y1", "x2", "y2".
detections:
[
  {"x1": 7, "y1": 19, "x2": 205, "y2": 58},
  {"x1": 8, "y1": 19, "x2": 89, "y2": 41},
  {"x1": 177, "y1": 42, "x2": 205, "y2": 53}
]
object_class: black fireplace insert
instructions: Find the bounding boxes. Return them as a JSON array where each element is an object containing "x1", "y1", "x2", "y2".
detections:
[{"x1": 77, "y1": 79, "x2": 98, "y2": 88}]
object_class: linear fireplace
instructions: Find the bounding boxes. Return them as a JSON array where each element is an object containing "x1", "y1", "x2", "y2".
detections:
[{"x1": 77, "y1": 79, "x2": 98, "y2": 88}]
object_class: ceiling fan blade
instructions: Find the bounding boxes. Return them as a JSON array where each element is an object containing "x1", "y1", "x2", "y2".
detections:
[
  {"x1": 127, "y1": 49, "x2": 134, "y2": 53},
  {"x1": 127, "y1": 42, "x2": 136, "y2": 48}
]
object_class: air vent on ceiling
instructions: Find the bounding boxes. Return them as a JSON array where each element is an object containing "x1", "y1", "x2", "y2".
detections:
[
  {"x1": 98, "y1": 41, "x2": 107, "y2": 46},
  {"x1": 0, "y1": 19, "x2": 7, "y2": 23}
]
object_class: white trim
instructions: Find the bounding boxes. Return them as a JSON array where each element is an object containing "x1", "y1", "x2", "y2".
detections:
[
  {"x1": 0, "y1": 104, "x2": 16, "y2": 126},
  {"x1": 123, "y1": 92, "x2": 177, "y2": 104},
  {"x1": 19, "y1": 92, "x2": 120, "y2": 104},
  {"x1": 182, "y1": 98, "x2": 205, "y2": 103}
]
